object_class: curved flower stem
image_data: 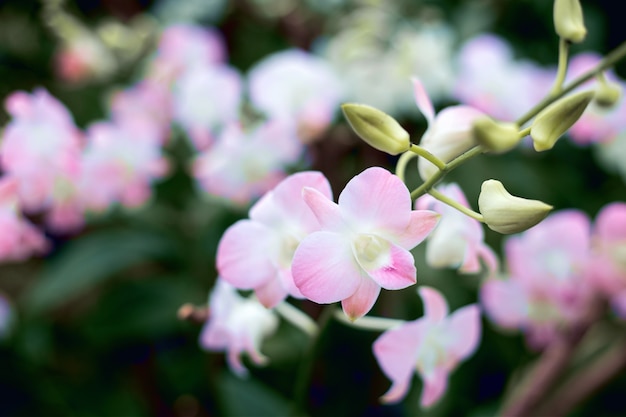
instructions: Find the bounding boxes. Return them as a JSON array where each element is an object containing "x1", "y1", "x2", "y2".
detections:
[
  {"x1": 517, "y1": 39, "x2": 626, "y2": 126},
  {"x1": 534, "y1": 335, "x2": 626, "y2": 417},
  {"x1": 427, "y1": 188, "x2": 484, "y2": 221},
  {"x1": 403, "y1": 40, "x2": 626, "y2": 200},
  {"x1": 549, "y1": 38, "x2": 570, "y2": 95},
  {"x1": 499, "y1": 301, "x2": 603, "y2": 417},
  {"x1": 332, "y1": 309, "x2": 404, "y2": 331},
  {"x1": 275, "y1": 301, "x2": 319, "y2": 337},
  {"x1": 408, "y1": 144, "x2": 446, "y2": 171},
  {"x1": 395, "y1": 150, "x2": 418, "y2": 183},
  {"x1": 410, "y1": 146, "x2": 484, "y2": 200},
  {"x1": 518, "y1": 126, "x2": 531, "y2": 138}
]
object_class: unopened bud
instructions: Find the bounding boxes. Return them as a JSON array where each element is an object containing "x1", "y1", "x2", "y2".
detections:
[
  {"x1": 478, "y1": 179, "x2": 553, "y2": 234},
  {"x1": 553, "y1": 0, "x2": 587, "y2": 43},
  {"x1": 531, "y1": 90, "x2": 594, "y2": 151},
  {"x1": 472, "y1": 117, "x2": 521, "y2": 153},
  {"x1": 342, "y1": 103, "x2": 411, "y2": 155},
  {"x1": 594, "y1": 81, "x2": 622, "y2": 109}
]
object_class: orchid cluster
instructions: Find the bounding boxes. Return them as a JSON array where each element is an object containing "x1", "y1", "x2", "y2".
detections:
[
  {"x1": 0, "y1": 22, "x2": 343, "y2": 261},
  {"x1": 0, "y1": 87, "x2": 169, "y2": 238},
  {"x1": 2, "y1": 0, "x2": 626, "y2": 414},
  {"x1": 196, "y1": 0, "x2": 626, "y2": 413}
]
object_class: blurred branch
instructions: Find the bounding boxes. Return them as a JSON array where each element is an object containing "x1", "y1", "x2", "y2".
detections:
[
  {"x1": 499, "y1": 300, "x2": 604, "y2": 417},
  {"x1": 535, "y1": 335, "x2": 626, "y2": 417}
]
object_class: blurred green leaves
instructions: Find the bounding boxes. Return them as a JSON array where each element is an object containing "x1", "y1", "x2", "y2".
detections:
[{"x1": 22, "y1": 228, "x2": 179, "y2": 314}]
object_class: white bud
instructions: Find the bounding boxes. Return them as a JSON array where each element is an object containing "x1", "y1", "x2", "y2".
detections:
[
  {"x1": 342, "y1": 104, "x2": 410, "y2": 155},
  {"x1": 479, "y1": 180, "x2": 553, "y2": 234}
]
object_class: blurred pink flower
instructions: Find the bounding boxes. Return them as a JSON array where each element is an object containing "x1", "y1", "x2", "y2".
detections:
[
  {"x1": 172, "y1": 64, "x2": 242, "y2": 149},
  {"x1": 0, "y1": 177, "x2": 49, "y2": 261},
  {"x1": 109, "y1": 81, "x2": 173, "y2": 142},
  {"x1": 0, "y1": 89, "x2": 82, "y2": 212},
  {"x1": 217, "y1": 171, "x2": 332, "y2": 308},
  {"x1": 79, "y1": 119, "x2": 168, "y2": 210},
  {"x1": 453, "y1": 34, "x2": 550, "y2": 122},
  {"x1": 149, "y1": 24, "x2": 226, "y2": 83},
  {"x1": 373, "y1": 286, "x2": 481, "y2": 408},
  {"x1": 587, "y1": 202, "x2": 626, "y2": 316},
  {"x1": 199, "y1": 279, "x2": 278, "y2": 377},
  {"x1": 192, "y1": 120, "x2": 302, "y2": 205},
  {"x1": 248, "y1": 49, "x2": 343, "y2": 143},
  {"x1": 416, "y1": 183, "x2": 498, "y2": 275},
  {"x1": 292, "y1": 167, "x2": 439, "y2": 320},
  {"x1": 413, "y1": 78, "x2": 485, "y2": 180},
  {"x1": 566, "y1": 53, "x2": 626, "y2": 145},
  {"x1": 481, "y1": 210, "x2": 595, "y2": 349},
  {"x1": 54, "y1": 34, "x2": 115, "y2": 84}
]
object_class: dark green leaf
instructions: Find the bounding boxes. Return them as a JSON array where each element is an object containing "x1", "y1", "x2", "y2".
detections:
[{"x1": 22, "y1": 229, "x2": 178, "y2": 314}]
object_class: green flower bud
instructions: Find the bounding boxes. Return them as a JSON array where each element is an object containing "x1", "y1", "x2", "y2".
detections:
[
  {"x1": 553, "y1": 0, "x2": 587, "y2": 43},
  {"x1": 472, "y1": 116, "x2": 521, "y2": 154},
  {"x1": 341, "y1": 103, "x2": 410, "y2": 155},
  {"x1": 594, "y1": 81, "x2": 622, "y2": 109},
  {"x1": 530, "y1": 90, "x2": 594, "y2": 151},
  {"x1": 478, "y1": 179, "x2": 553, "y2": 234}
]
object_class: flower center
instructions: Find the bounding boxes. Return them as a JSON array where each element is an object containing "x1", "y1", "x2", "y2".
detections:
[
  {"x1": 278, "y1": 234, "x2": 300, "y2": 269},
  {"x1": 353, "y1": 234, "x2": 390, "y2": 270},
  {"x1": 416, "y1": 328, "x2": 448, "y2": 377}
]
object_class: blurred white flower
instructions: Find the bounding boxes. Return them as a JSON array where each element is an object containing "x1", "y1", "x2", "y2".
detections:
[
  {"x1": 199, "y1": 280, "x2": 279, "y2": 377},
  {"x1": 322, "y1": 6, "x2": 456, "y2": 116},
  {"x1": 248, "y1": 49, "x2": 343, "y2": 142}
]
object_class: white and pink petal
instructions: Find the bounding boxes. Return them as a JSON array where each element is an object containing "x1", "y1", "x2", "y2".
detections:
[
  {"x1": 292, "y1": 231, "x2": 362, "y2": 304},
  {"x1": 217, "y1": 220, "x2": 280, "y2": 289}
]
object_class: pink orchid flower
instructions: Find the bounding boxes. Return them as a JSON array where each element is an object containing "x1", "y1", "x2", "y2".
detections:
[
  {"x1": 217, "y1": 171, "x2": 332, "y2": 308},
  {"x1": 1, "y1": 89, "x2": 82, "y2": 212},
  {"x1": 413, "y1": 78, "x2": 485, "y2": 181},
  {"x1": 373, "y1": 286, "x2": 481, "y2": 408},
  {"x1": 172, "y1": 63, "x2": 242, "y2": 149},
  {"x1": 199, "y1": 279, "x2": 278, "y2": 377},
  {"x1": 79, "y1": 119, "x2": 169, "y2": 211},
  {"x1": 149, "y1": 24, "x2": 226, "y2": 83},
  {"x1": 291, "y1": 167, "x2": 439, "y2": 320},
  {"x1": 109, "y1": 82, "x2": 173, "y2": 143},
  {"x1": 248, "y1": 49, "x2": 343, "y2": 143},
  {"x1": 192, "y1": 120, "x2": 302, "y2": 205},
  {"x1": 453, "y1": 34, "x2": 551, "y2": 122},
  {"x1": 481, "y1": 210, "x2": 595, "y2": 349},
  {"x1": 416, "y1": 183, "x2": 498, "y2": 276}
]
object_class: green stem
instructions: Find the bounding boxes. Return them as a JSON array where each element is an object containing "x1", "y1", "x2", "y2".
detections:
[
  {"x1": 409, "y1": 144, "x2": 446, "y2": 171},
  {"x1": 332, "y1": 309, "x2": 404, "y2": 331},
  {"x1": 275, "y1": 301, "x2": 318, "y2": 337},
  {"x1": 428, "y1": 188, "x2": 484, "y2": 221},
  {"x1": 403, "y1": 40, "x2": 626, "y2": 200},
  {"x1": 410, "y1": 146, "x2": 484, "y2": 200},
  {"x1": 596, "y1": 70, "x2": 609, "y2": 85},
  {"x1": 519, "y1": 126, "x2": 531, "y2": 137},
  {"x1": 517, "y1": 39, "x2": 626, "y2": 126},
  {"x1": 395, "y1": 150, "x2": 418, "y2": 183},
  {"x1": 549, "y1": 38, "x2": 570, "y2": 95}
]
